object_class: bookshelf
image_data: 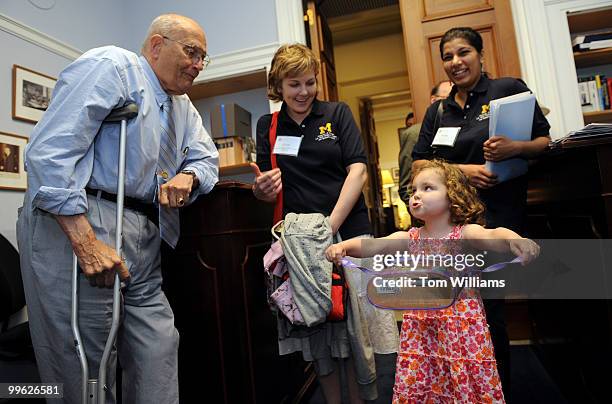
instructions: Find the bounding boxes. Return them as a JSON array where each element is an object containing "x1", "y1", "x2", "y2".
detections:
[
  {"x1": 582, "y1": 105, "x2": 612, "y2": 125},
  {"x1": 583, "y1": 110, "x2": 612, "y2": 124},
  {"x1": 568, "y1": 7, "x2": 612, "y2": 124},
  {"x1": 574, "y1": 48, "x2": 612, "y2": 69}
]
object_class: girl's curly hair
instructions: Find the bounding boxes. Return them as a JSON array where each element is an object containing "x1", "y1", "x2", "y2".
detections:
[{"x1": 411, "y1": 159, "x2": 485, "y2": 225}]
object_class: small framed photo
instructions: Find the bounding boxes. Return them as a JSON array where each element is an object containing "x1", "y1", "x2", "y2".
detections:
[
  {"x1": 12, "y1": 64, "x2": 57, "y2": 124},
  {"x1": 391, "y1": 167, "x2": 400, "y2": 182},
  {"x1": 0, "y1": 131, "x2": 28, "y2": 191}
]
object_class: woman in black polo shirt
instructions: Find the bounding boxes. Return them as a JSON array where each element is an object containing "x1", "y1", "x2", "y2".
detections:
[
  {"x1": 412, "y1": 27, "x2": 550, "y2": 231},
  {"x1": 252, "y1": 44, "x2": 398, "y2": 403},
  {"x1": 412, "y1": 27, "x2": 551, "y2": 394}
]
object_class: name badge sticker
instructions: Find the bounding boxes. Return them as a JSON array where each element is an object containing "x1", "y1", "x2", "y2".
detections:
[
  {"x1": 273, "y1": 135, "x2": 303, "y2": 156},
  {"x1": 431, "y1": 127, "x2": 461, "y2": 147}
]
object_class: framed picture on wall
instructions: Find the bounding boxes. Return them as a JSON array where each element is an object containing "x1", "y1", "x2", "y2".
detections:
[
  {"x1": 0, "y1": 131, "x2": 28, "y2": 191},
  {"x1": 391, "y1": 167, "x2": 400, "y2": 182},
  {"x1": 12, "y1": 64, "x2": 57, "y2": 124}
]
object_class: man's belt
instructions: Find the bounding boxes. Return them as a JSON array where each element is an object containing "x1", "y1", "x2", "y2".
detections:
[{"x1": 86, "y1": 187, "x2": 158, "y2": 225}]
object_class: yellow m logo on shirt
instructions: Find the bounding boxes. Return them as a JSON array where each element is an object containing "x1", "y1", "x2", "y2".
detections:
[{"x1": 319, "y1": 123, "x2": 332, "y2": 135}]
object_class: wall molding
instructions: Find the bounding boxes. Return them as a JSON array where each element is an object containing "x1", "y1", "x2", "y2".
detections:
[
  {"x1": 0, "y1": 12, "x2": 81, "y2": 60},
  {"x1": 195, "y1": 42, "x2": 279, "y2": 84},
  {"x1": 373, "y1": 109, "x2": 408, "y2": 122},
  {"x1": 339, "y1": 70, "x2": 409, "y2": 87}
]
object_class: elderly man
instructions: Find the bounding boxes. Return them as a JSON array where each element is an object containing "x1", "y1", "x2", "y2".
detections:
[
  {"x1": 17, "y1": 14, "x2": 218, "y2": 403},
  {"x1": 398, "y1": 80, "x2": 453, "y2": 204}
]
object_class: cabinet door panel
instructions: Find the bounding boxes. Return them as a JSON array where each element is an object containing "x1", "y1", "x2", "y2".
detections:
[{"x1": 422, "y1": 0, "x2": 493, "y2": 21}]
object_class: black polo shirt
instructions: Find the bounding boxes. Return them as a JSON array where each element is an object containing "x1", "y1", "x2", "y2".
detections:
[
  {"x1": 256, "y1": 99, "x2": 371, "y2": 239},
  {"x1": 412, "y1": 75, "x2": 550, "y2": 231}
]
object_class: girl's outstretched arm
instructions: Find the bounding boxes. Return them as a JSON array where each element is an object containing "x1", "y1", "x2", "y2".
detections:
[
  {"x1": 325, "y1": 231, "x2": 409, "y2": 266},
  {"x1": 462, "y1": 224, "x2": 540, "y2": 265}
]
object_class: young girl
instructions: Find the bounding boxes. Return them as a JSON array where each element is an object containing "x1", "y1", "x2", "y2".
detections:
[{"x1": 325, "y1": 160, "x2": 539, "y2": 403}]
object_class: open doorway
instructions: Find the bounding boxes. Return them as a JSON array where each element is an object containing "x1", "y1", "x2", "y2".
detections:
[{"x1": 303, "y1": 0, "x2": 411, "y2": 236}]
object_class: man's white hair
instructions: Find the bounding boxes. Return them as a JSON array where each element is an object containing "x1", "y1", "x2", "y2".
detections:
[{"x1": 141, "y1": 14, "x2": 195, "y2": 54}]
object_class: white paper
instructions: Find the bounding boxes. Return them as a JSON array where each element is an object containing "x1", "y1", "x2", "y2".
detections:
[
  {"x1": 431, "y1": 127, "x2": 461, "y2": 147},
  {"x1": 273, "y1": 135, "x2": 303, "y2": 156}
]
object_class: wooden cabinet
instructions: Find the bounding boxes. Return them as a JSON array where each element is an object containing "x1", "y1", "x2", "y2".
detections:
[
  {"x1": 568, "y1": 7, "x2": 612, "y2": 124},
  {"x1": 527, "y1": 138, "x2": 612, "y2": 238},
  {"x1": 161, "y1": 182, "x2": 315, "y2": 404},
  {"x1": 525, "y1": 138, "x2": 612, "y2": 403}
]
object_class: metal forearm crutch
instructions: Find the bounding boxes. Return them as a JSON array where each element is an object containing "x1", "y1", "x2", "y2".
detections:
[{"x1": 71, "y1": 102, "x2": 139, "y2": 404}]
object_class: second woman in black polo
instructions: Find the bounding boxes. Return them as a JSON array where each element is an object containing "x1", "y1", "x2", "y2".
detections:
[{"x1": 252, "y1": 44, "x2": 398, "y2": 404}]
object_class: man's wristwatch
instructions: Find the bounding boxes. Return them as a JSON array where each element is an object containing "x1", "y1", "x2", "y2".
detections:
[{"x1": 180, "y1": 170, "x2": 199, "y2": 188}]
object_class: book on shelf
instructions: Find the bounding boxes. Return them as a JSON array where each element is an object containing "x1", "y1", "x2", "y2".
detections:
[
  {"x1": 578, "y1": 75, "x2": 612, "y2": 113},
  {"x1": 602, "y1": 76, "x2": 611, "y2": 110},
  {"x1": 572, "y1": 32, "x2": 612, "y2": 51}
]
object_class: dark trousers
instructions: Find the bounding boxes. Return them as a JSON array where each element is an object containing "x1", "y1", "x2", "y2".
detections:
[{"x1": 477, "y1": 179, "x2": 530, "y2": 399}]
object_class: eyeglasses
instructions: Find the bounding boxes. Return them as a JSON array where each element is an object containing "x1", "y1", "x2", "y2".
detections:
[{"x1": 162, "y1": 36, "x2": 211, "y2": 68}]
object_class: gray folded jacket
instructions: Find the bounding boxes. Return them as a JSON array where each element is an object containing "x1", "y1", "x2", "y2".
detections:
[
  {"x1": 280, "y1": 212, "x2": 333, "y2": 327},
  {"x1": 278, "y1": 213, "x2": 377, "y2": 400}
]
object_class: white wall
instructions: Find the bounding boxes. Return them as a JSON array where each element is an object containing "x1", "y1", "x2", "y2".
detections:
[
  {"x1": 0, "y1": 16, "x2": 83, "y2": 247},
  {"x1": 123, "y1": 0, "x2": 278, "y2": 55},
  {"x1": 0, "y1": 0, "x2": 129, "y2": 50},
  {"x1": 1, "y1": 0, "x2": 279, "y2": 54}
]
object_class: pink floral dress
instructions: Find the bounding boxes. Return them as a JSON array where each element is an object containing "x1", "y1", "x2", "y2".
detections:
[{"x1": 392, "y1": 226, "x2": 505, "y2": 404}]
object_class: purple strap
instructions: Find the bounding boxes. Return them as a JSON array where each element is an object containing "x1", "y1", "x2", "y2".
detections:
[{"x1": 340, "y1": 256, "x2": 523, "y2": 275}]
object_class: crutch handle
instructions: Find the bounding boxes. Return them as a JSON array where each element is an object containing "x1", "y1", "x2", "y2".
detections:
[{"x1": 104, "y1": 103, "x2": 138, "y2": 122}]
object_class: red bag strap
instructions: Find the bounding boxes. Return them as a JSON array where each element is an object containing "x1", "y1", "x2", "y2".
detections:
[{"x1": 269, "y1": 111, "x2": 283, "y2": 224}]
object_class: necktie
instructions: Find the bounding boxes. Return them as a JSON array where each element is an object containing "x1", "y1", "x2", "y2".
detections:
[{"x1": 158, "y1": 97, "x2": 180, "y2": 248}]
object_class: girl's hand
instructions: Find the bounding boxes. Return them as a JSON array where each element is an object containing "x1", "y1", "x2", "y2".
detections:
[
  {"x1": 251, "y1": 163, "x2": 282, "y2": 202},
  {"x1": 325, "y1": 243, "x2": 346, "y2": 266},
  {"x1": 458, "y1": 164, "x2": 498, "y2": 189},
  {"x1": 508, "y1": 238, "x2": 540, "y2": 266},
  {"x1": 483, "y1": 135, "x2": 521, "y2": 161}
]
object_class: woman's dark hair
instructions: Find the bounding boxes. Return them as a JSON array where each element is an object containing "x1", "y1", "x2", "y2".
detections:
[{"x1": 439, "y1": 27, "x2": 483, "y2": 58}]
